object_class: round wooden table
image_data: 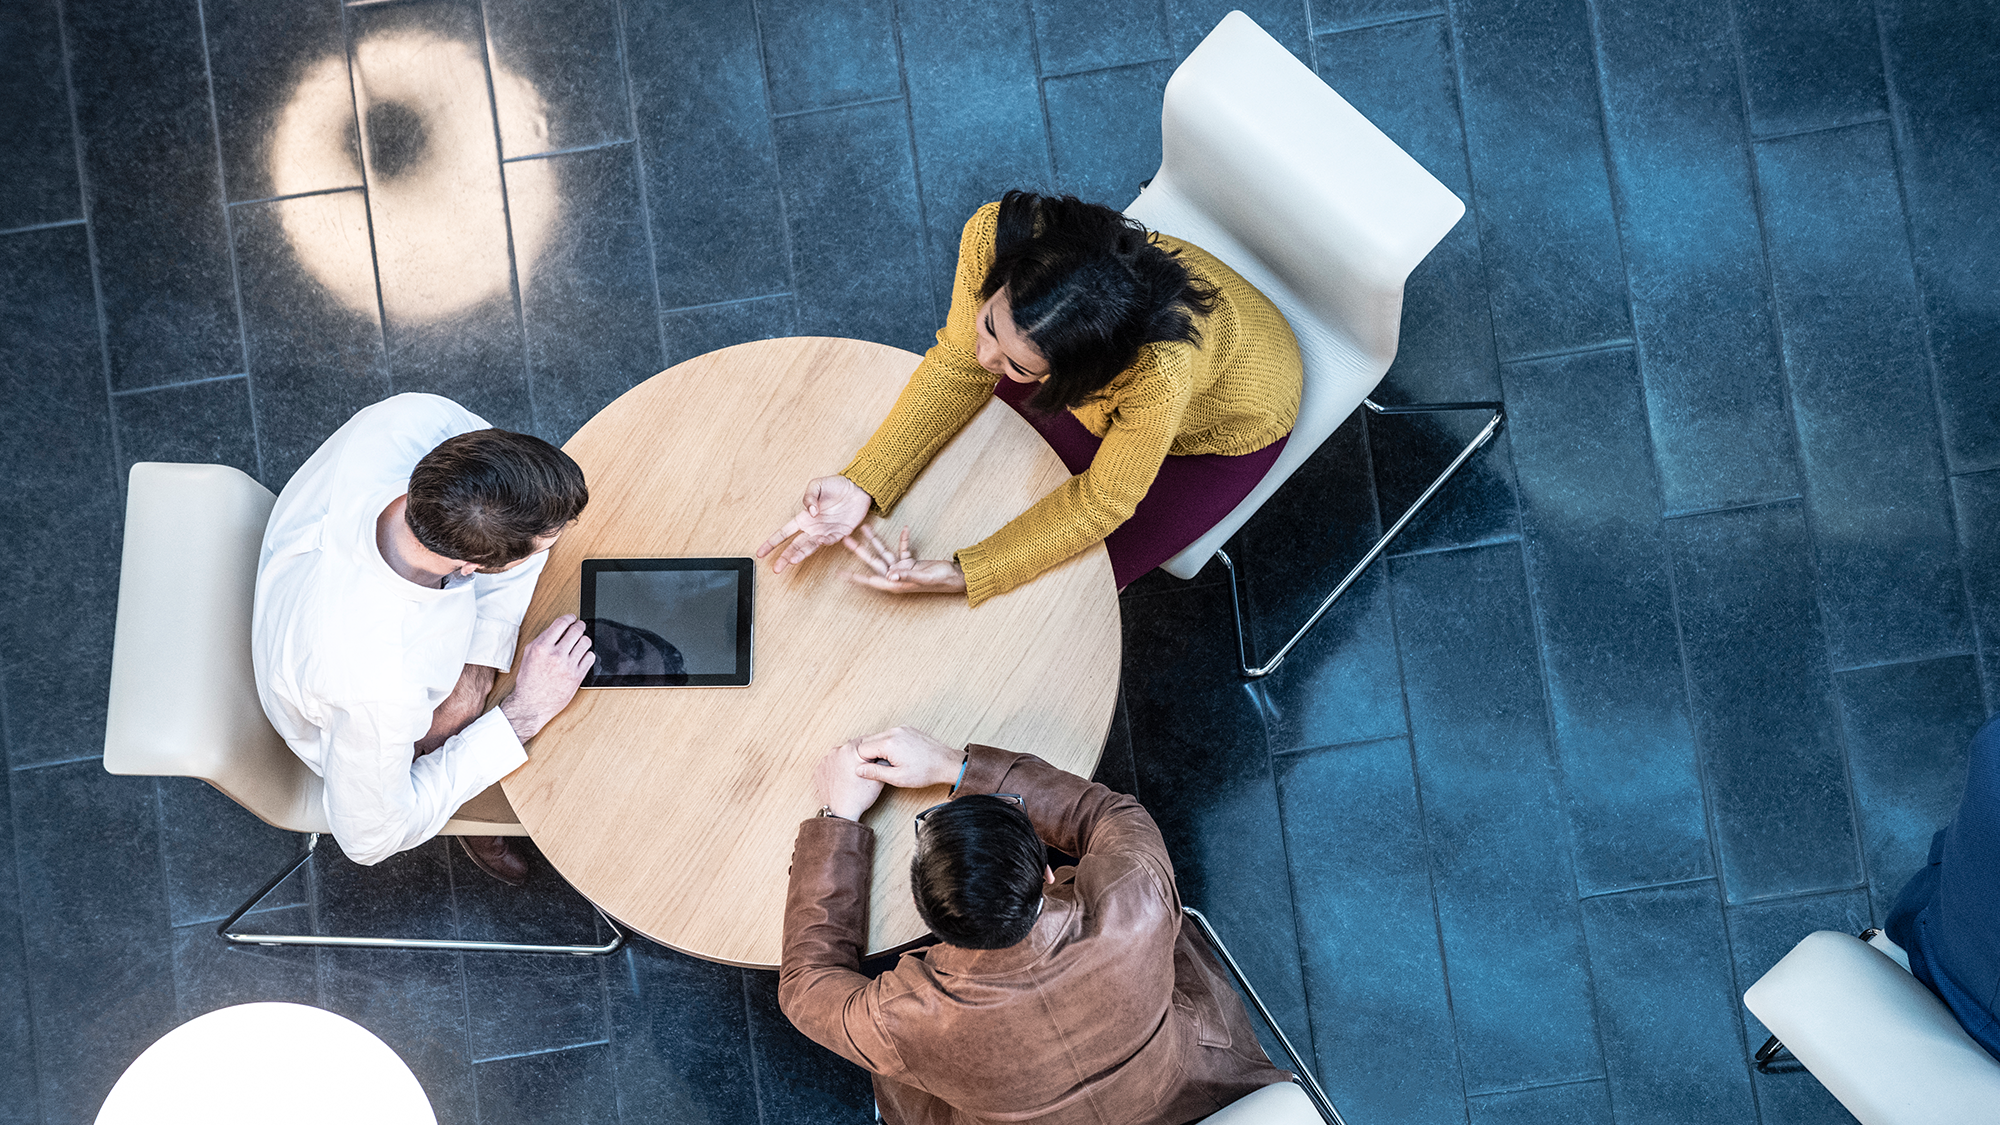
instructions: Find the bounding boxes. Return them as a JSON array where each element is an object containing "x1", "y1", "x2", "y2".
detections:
[{"x1": 499, "y1": 337, "x2": 1123, "y2": 967}]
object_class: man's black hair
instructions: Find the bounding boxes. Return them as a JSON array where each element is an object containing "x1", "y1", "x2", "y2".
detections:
[
  {"x1": 404, "y1": 428, "x2": 588, "y2": 566},
  {"x1": 911, "y1": 794, "x2": 1047, "y2": 950}
]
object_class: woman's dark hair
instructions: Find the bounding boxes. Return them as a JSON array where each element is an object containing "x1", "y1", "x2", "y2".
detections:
[
  {"x1": 911, "y1": 795, "x2": 1047, "y2": 950},
  {"x1": 981, "y1": 190, "x2": 1218, "y2": 413},
  {"x1": 404, "y1": 429, "x2": 588, "y2": 566}
]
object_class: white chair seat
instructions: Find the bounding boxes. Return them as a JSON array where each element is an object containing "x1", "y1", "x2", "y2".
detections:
[
  {"x1": 1200, "y1": 1080, "x2": 1325, "y2": 1124},
  {"x1": 1743, "y1": 930, "x2": 2000, "y2": 1125}
]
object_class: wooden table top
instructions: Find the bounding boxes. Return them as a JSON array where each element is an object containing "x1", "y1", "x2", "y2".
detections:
[{"x1": 498, "y1": 337, "x2": 1122, "y2": 967}]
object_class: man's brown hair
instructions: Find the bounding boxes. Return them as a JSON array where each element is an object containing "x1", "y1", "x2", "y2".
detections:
[{"x1": 404, "y1": 429, "x2": 588, "y2": 566}]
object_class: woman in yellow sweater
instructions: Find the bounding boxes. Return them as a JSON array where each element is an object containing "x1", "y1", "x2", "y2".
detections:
[{"x1": 757, "y1": 192, "x2": 1303, "y2": 606}]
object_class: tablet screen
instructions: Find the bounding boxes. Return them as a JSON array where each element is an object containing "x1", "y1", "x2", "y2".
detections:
[{"x1": 579, "y1": 558, "x2": 753, "y2": 687}]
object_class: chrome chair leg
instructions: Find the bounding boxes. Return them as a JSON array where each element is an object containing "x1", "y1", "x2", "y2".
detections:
[
  {"x1": 1221, "y1": 398, "x2": 1504, "y2": 678},
  {"x1": 219, "y1": 833, "x2": 627, "y2": 955},
  {"x1": 1182, "y1": 907, "x2": 1346, "y2": 1125}
]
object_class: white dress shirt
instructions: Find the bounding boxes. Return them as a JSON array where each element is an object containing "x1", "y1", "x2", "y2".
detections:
[{"x1": 252, "y1": 393, "x2": 543, "y2": 865}]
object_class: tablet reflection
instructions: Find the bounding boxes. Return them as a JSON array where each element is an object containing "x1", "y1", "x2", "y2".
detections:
[{"x1": 583, "y1": 618, "x2": 688, "y2": 686}]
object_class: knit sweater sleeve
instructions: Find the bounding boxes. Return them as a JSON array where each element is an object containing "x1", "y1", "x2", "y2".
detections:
[
  {"x1": 839, "y1": 204, "x2": 1003, "y2": 515},
  {"x1": 954, "y1": 347, "x2": 1192, "y2": 606}
]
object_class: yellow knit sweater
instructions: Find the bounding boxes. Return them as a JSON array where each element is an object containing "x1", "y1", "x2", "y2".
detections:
[{"x1": 841, "y1": 202, "x2": 1303, "y2": 606}]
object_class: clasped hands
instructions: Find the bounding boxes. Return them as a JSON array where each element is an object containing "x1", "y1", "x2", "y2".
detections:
[
  {"x1": 755, "y1": 475, "x2": 966, "y2": 595},
  {"x1": 812, "y1": 726, "x2": 963, "y2": 821}
]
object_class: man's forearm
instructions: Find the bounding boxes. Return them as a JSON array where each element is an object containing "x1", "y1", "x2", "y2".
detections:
[
  {"x1": 957, "y1": 744, "x2": 1163, "y2": 863},
  {"x1": 778, "y1": 817, "x2": 880, "y2": 1067}
]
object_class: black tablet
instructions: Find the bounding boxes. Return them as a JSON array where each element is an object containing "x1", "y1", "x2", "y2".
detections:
[{"x1": 579, "y1": 558, "x2": 754, "y2": 688}]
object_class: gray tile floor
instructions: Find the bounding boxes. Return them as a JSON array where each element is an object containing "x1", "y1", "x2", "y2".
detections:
[{"x1": 3, "y1": 0, "x2": 1997, "y2": 1123}]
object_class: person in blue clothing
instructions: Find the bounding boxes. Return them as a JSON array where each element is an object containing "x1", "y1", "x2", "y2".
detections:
[{"x1": 1887, "y1": 713, "x2": 2000, "y2": 1059}]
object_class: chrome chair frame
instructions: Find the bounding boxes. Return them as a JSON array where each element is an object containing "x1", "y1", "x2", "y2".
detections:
[
  {"x1": 1182, "y1": 906, "x2": 1346, "y2": 1125},
  {"x1": 1219, "y1": 398, "x2": 1504, "y2": 678},
  {"x1": 219, "y1": 832, "x2": 627, "y2": 956}
]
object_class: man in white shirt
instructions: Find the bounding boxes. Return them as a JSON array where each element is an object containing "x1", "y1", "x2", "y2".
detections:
[{"x1": 253, "y1": 393, "x2": 595, "y2": 884}]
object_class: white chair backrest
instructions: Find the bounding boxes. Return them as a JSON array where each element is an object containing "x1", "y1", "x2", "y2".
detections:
[
  {"x1": 1743, "y1": 930, "x2": 2000, "y2": 1125},
  {"x1": 1126, "y1": 10, "x2": 1465, "y2": 578},
  {"x1": 1199, "y1": 1080, "x2": 1326, "y2": 1124},
  {"x1": 104, "y1": 463, "x2": 328, "y2": 833}
]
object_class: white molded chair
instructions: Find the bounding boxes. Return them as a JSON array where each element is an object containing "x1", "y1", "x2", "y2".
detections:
[
  {"x1": 1743, "y1": 929, "x2": 2000, "y2": 1124},
  {"x1": 1126, "y1": 11, "x2": 1499, "y2": 677},
  {"x1": 103, "y1": 462, "x2": 621, "y2": 955},
  {"x1": 1184, "y1": 908, "x2": 1346, "y2": 1124}
]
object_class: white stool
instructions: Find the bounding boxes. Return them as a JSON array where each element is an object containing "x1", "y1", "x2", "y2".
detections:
[{"x1": 96, "y1": 1002, "x2": 435, "y2": 1125}]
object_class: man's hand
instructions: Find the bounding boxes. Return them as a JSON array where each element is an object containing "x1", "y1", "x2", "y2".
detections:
[
  {"x1": 498, "y1": 614, "x2": 594, "y2": 743},
  {"x1": 414, "y1": 663, "x2": 498, "y2": 757},
  {"x1": 842, "y1": 525, "x2": 967, "y2": 595},
  {"x1": 850, "y1": 726, "x2": 963, "y2": 790},
  {"x1": 814, "y1": 739, "x2": 886, "y2": 821},
  {"x1": 757, "y1": 476, "x2": 873, "y2": 573}
]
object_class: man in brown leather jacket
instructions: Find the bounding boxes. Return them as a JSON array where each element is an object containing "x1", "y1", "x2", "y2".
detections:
[{"x1": 780, "y1": 726, "x2": 1289, "y2": 1125}]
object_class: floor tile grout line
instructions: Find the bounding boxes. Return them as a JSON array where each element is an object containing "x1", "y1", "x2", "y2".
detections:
[
  {"x1": 9, "y1": 754, "x2": 107, "y2": 773},
  {"x1": 1832, "y1": 649, "x2": 1978, "y2": 675},
  {"x1": 611, "y1": 0, "x2": 673, "y2": 386},
  {"x1": 1252, "y1": 619, "x2": 1322, "y2": 1068},
  {"x1": 663, "y1": 291, "x2": 795, "y2": 316},
  {"x1": 0, "y1": 217, "x2": 87, "y2": 237},
  {"x1": 1466, "y1": 1073, "x2": 1607, "y2": 1099},
  {"x1": 194, "y1": 0, "x2": 263, "y2": 483},
  {"x1": 1727, "y1": 882, "x2": 1873, "y2": 909},
  {"x1": 109, "y1": 371, "x2": 249, "y2": 398},
  {"x1": 471, "y1": 1037, "x2": 612, "y2": 1066},
  {"x1": 1663, "y1": 493, "x2": 1801, "y2": 521},
  {"x1": 49, "y1": 0, "x2": 125, "y2": 497},
  {"x1": 0, "y1": 650, "x2": 48, "y2": 1124},
  {"x1": 337, "y1": 0, "x2": 396, "y2": 395},
  {"x1": 501, "y1": 137, "x2": 635, "y2": 165},
  {"x1": 1748, "y1": 112, "x2": 1892, "y2": 144},
  {"x1": 1378, "y1": 536, "x2": 1476, "y2": 1117},
  {"x1": 1870, "y1": 0, "x2": 1965, "y2": 483},
  {"x1": 153, "y1": 779, "x2": 181, "y2": 1019},
  {"x1": 1498, "y1": 338, "x2": 1634, "y2": 367},
  {"x1": 1719, "y1": 0, "x2": 1876, "y2": 945},
  {"x1": 1868, "y1": 0, "x2": 1980, "y2": 678},
  {"x1": 1682, "y1": 11, "x2": 1793, "y2": 1093},
  {"x1": 747, "y1": 0, "x2": 800, "y2": 324},
  {"x1": 1020, "y1": 0, "x2": 1062, "y2": 187},
  {"x1": 228, "y1": 183, "x2": 366, "y2": 209},
  {"x1": 1313, "y1": 7, "x2": 1451, "y2": 39},
  {"x1": 1269, "y1": 731, "x2": 1409, "y2": 759},
  {"x1": 1577, "y1": 875, "x2": 1715, "y2": 902},
  {"x1": 1298, "y1": 0, "x2": 1319, "y2": 74},
  {"x1": 1036, "y1": 54, "x2": 1176, "y2": 85},
  {"x1": 887, "y1": 0, "x2": 940, "y2": 333},
  {"x1": 597, "y1": 951, "x2": 619, "y2": 1122},
  {"x1": 769, "y1": 93, "x2": 906, "y2": 121},
  {"x1": 741, "y1": 969, "x2": 771, "y2": 1125},
  {"x1": 474, "y1": 0, "x2": 541, "y2": 437}
]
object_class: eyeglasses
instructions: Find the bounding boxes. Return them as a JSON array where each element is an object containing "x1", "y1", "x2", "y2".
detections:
[{"x1": 913, "y1": 793, "x2": 1023, "y2": 843}]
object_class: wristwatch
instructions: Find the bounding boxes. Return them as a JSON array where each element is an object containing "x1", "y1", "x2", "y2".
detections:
[{"x1": 816, "y1": 806, "x2": 842, "y2": 819}]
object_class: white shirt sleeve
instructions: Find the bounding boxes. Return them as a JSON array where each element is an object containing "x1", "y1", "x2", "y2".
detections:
[
  {"x1": 317, "y1": 695, "x2": 529, "y2": 866},
  {"x1": 464, "y1": 551, "x2": 548, "y2": 670}
]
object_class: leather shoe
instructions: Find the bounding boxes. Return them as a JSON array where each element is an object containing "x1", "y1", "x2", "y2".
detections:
[{"x1": 457, "y1": 835, "x2": 529, "y2": 887}]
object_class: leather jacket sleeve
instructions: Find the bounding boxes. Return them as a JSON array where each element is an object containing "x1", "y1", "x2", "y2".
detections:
[{"x1": 777, "y1": 816, "x2": 911, "y2": 1077}]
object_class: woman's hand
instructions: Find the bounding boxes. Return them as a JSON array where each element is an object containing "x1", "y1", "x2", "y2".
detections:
[
  {"x1": 757, "y1": 476, "x2": 873, "y2": 572},
  {"x1": 842, "y1": 526, "x2": 967, "y2": 595}
]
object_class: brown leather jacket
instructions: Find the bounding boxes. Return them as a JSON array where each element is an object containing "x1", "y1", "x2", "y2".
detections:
[{"x1": 780, "y1": 746, "x2": 1288, "y2": 1125}]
